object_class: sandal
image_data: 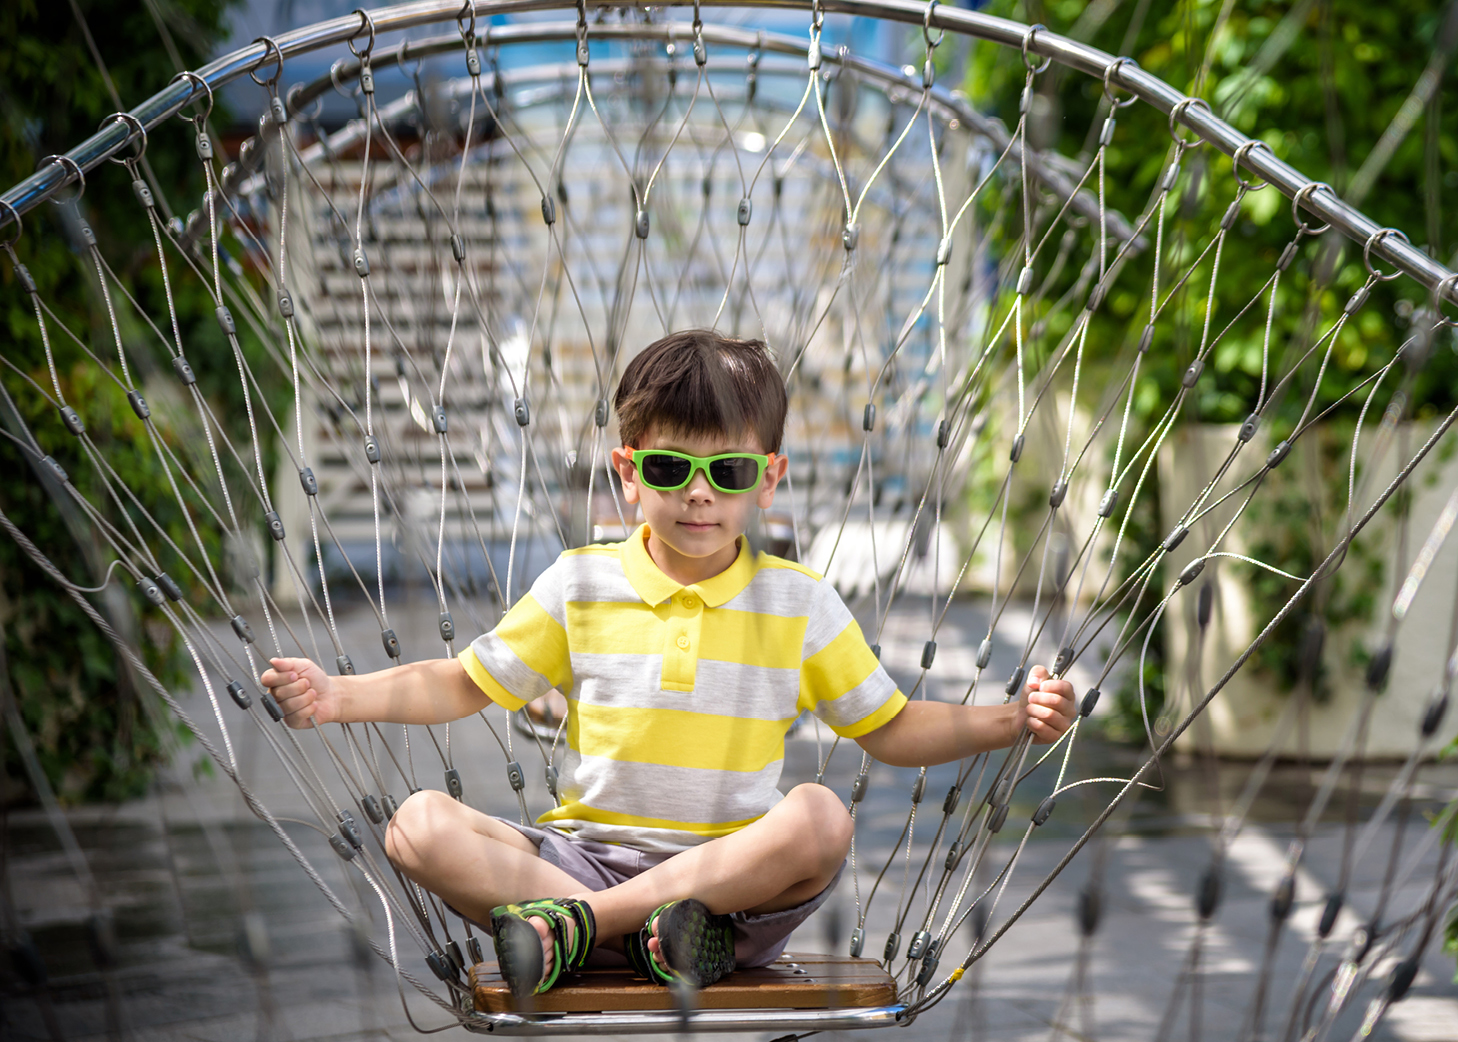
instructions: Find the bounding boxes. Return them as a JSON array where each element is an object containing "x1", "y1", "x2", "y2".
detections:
[
  {"x1": 490, "y1": 897, "x2": 596, "y2": 999},
  {"x1": 623, "y1": 898, "x2": 736, "y2": 988}
]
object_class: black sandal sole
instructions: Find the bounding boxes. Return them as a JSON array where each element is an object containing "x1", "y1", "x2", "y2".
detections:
[{"x1": 492, "y1": 911, "x2": 546, "y2": 1002}]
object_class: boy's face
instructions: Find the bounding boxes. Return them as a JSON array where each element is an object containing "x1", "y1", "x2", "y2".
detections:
[{"x1": 611, "y1": 426, "x2": 788, "y2": 582}]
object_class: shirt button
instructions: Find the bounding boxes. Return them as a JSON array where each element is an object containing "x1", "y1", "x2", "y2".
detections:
[
  {"x1": 682, "y1": 596, "x2": 698, "y2": 609},
  {"x1": 676, "y1": 635, "x2": 690, "y2": 650}
]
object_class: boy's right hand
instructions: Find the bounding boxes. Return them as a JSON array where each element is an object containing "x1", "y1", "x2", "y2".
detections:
[{"x1": 261, "y1": 657, "x2": 342, "y2": 728}]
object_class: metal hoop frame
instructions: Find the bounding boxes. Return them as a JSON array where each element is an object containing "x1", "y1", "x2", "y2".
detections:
[{"x1": 0, "y1": 0, "x2": 1452, "y2": 298}]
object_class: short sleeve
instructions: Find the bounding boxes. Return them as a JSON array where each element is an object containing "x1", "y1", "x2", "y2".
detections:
[
  {"x1": 798, "y1": 579, "x2": 905, "y2": 738},
  {"x1": 460, "y1": 561, "x2": 572, "y2": 711}
]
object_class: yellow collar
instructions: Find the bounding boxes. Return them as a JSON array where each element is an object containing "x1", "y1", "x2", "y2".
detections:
[{"x1": 620, "y1": 524, "x2": 759, "y2": 607}]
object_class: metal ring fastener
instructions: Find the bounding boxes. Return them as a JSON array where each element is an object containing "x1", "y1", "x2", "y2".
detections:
[
  {"x1": 1232, "y1": 140, "x2": 1273, "y2": 191},
  {"x1": 249, "y1": 36, "x2": 285, "y2": 87},
  {"x1": 0, "y1": 199, "x2": 22, "y2": 248},
  {"x1": 1291, "y1": 182, "x2": 1333, "y2": 235},
  {"x1": 1021, "y1": 24, "x2": 1050, "y2": 74},
  {"x1": 1430, "y1": 273, "x2": 1458, "y2": 326},
  {"x1": 286, "y1": 82, "x2": 323, "y2": 122},
  {"x1": 923, "y1": 0, "x2": 944, "y2": 49},
  {"x1": 456, "y1": 0, "x2": 476, "y2": 41},
  {"x1": 1102, "y1": 56, "x2": 1139, "y2": 109},
  {"x1": 38, "y1": 154, "x2": 85, "y2": 206},
  {"x1": 330, "y1": 58, "x2": 362, "y2": 100},
  {"x1": 1168, "y1": 96, "x2": 1211, "y2": 146},
  {"x1": 348, "y1": 9, "x2": 376, "y2": 59},
  {"x1": 99, "y1": 113, "x2": 147, "y2": 165},
  {"x1": 1362, "y1": 228, "x2": 1409, "y2": 282},
  {"x1": 170, "y1": 70, "x2": 214, "y2": 126}
]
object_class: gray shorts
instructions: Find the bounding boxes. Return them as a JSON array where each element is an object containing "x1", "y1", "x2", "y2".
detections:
[{"x1": 465, "y1": 818, "x2": 842, "y2": 968}]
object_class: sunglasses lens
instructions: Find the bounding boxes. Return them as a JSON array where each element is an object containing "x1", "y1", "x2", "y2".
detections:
[
  {"x1": 709, "y1": 456, "x2": 760, "y2": 491},
  {"x1": 639, "y1": 453, "x2": 691, "y2": 489}
]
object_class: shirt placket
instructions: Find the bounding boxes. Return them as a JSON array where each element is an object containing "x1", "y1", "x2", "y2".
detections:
[{"x1": 659, "y1": 589, "x2": 705, "y2": 692}]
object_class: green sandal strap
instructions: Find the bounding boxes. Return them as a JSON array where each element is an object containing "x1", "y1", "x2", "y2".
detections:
[{"x1": 491, "y1": 897, "x2": 597, "y2": 996}]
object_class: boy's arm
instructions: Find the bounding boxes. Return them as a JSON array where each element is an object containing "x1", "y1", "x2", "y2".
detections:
[
  {"x1": 854, "y1": 666, "x2": 1076, "y2": 768},
  {"x1": 261, "y1": 655, "x2": 491, "y2": 729}
]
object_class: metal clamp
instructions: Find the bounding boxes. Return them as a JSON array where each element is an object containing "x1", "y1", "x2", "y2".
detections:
[
  {"x1": 1168, "y1": 96, "x2": 1211, "y2": 147},
  {"x1": 97, "y1": 113, "x2": 148, "y2": 167},
  {"x1": 348, "y1": 9, "x2": 377, "y2": 59},
  {"x1": 170, "y1": 70, "x2": 214, "y2": 126},
  {"x1": 1291, "y1": 182, "x2": 1333, "y2": 236},
  {"x1": 249, "y1": 36, "x2": 285, "y2": 88},
  {"x1": 1102, "y1": 56, "x2": 1138, "y2": 108},
  {"x1": 1362, "y1": 228, "x2": 1409, "y2": 283},
  {"x1": 1231, "y1": 139, "x2": 1273, "y2": 191},
  {"x1": 1021, "y1": 24, "x2": 1050, "y2": 74},
  {"x1": 37, "y1": 155, "x2": 84, "y2": 206}
]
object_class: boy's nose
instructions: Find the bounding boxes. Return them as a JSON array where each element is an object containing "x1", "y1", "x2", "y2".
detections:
[{"x1": 685, "y1": 468, "x2": 715, "y2": 501}]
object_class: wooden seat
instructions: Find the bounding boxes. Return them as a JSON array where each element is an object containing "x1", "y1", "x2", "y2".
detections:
[{"x1": 471, "y1": 952, "x2": 897, "y2": 1013}]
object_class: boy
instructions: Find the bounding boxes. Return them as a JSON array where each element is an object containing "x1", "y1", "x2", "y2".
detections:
[{"x1": 262, "y1": 330, "x2": 1076, "y2": 1000}]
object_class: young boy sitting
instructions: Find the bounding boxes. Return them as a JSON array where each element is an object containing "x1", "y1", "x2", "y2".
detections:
[{"x1": 262, "y1": 329, "x2": 1076, "y2": 1001}]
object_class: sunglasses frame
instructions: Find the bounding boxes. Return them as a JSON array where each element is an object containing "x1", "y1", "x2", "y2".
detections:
[{"x1": 625, "y1": 446, "x2": 779, "y2": 494}]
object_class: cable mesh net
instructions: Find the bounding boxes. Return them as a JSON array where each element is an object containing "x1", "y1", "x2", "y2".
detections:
[{"x1": 1, "y1": 3, "x2": 1456, "y2": 1037}]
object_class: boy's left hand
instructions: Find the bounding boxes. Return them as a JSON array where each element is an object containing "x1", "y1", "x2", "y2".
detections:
[{"x1": 1017, "y1": 665, "x2": 1077, "y2": 744}]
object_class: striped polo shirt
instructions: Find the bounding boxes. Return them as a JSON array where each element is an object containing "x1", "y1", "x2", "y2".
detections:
[{"x1": 458, "y1": 524, "x2": 906, "y2": 853}]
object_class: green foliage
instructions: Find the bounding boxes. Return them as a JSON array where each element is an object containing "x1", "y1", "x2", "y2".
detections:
[
  {"x1": 963, "y1": 1, "x2": 1458, "y2": 743},
  {"x1": 0, "y1": 0, "x2": 259, "y2": 803}
]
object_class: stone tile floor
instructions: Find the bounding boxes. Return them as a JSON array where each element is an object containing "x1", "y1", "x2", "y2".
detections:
[{"x1": 3, "y1": 595, "x2": 1456, "y2": 1041}]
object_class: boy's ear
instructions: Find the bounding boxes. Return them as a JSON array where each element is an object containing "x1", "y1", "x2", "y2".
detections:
[
  {"x1": 756, "y1": 452, "x2": 789, "y2": 510},
  {"x1": 610, "y1": 446, "x2": 641, "y2": 504}
]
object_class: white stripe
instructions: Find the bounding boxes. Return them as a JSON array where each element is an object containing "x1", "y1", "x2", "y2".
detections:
[
  {"x1": 801, "y1": 579, "x2": 854, "y2": 658},
  {"x1": 560, "y1": 750, "x2": 786, "y2": 824},
  {"x1": 470, "y1": 632, "x2": 558, "y2": 701},
  {"x1": 813, "y1": 667, "x2": 898, "y2": 730},
  {"x1": 569, "y1": 654, "x2": 800, "y2": 719}
]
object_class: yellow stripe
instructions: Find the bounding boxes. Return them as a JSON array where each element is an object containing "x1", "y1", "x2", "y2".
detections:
[
  {"x1": 564, "y1": 600, "x2": 804, "y2": 670},
  {"x1": 536, "y1": 802, "x2": 765, "y2": 837},
  {"x1": 457, "y1": 647, "x2": 528, "y2": 712},
  {"x1": 699, "y1": 609, "x2": 804, "y2": 669},
  {"x1": 495, "y1": 594, "x2": 572, "y2": 692},
  {"x1": 799, "y1": 622, "x2": 880, "y2": 709},
  {"x1": 568, "y1": 700, "x2": 792, "y2": 772},
  {"x1": 833, "y1": 690, "x2": 906, "y2": 739},
  {"x1": 565, "y1": 600, "x2": 664, "y2": 655}
]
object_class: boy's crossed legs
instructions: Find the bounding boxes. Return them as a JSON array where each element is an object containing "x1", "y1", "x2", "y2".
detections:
[{"x1": 385, "y1": 783, "x2": 853, "y2": 982}]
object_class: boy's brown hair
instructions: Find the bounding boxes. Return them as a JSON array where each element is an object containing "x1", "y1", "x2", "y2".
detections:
[{"x1": 614, "y1": 330, "x2": 788, "y2": 452}]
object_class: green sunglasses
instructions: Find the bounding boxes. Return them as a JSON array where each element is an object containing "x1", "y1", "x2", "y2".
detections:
[{"x1": 625, "y1": 447, "x2": 779, "y2": 494}]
